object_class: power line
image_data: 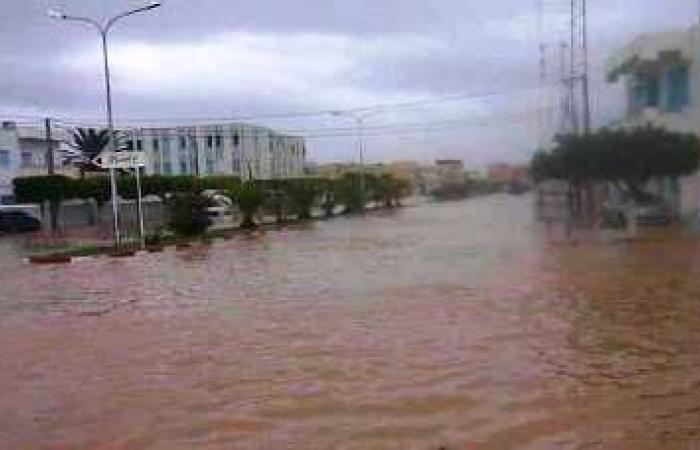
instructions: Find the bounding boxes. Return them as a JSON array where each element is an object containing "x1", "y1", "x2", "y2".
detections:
[{"x1": 1, "y1": 87, "x2": 540, "y2": 126}]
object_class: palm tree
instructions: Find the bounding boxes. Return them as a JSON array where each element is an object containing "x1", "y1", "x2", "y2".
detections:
[{"x1": 63, "y1": 128, "x2": 111, "y2": 179}]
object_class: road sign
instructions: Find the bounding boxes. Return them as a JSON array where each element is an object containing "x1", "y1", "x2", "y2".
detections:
[{"x1": 94, "y1": 151, "x2": 147, "y2": 169}]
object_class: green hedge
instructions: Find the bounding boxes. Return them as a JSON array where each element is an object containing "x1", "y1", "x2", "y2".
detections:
[
  {"x1": 13, "y1": 173, "x2": 412, "y2": 212},
  {"x1": 13, "y1": 175, "x2": 243, "y2": 204}
]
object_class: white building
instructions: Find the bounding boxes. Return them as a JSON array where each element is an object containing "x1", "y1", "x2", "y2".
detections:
[
  {"x1": 0, "y1": 121, "x2": 69, "y2": 203},
  {"x1": 606, "y1": 26, "x2": 700, "y2": 218},
  {"x1": 0, "y1": 121, "x2": 307, "y2": 202},
  {"x1": 121, "y1": 123, "x2": 306, "y2": 180}
]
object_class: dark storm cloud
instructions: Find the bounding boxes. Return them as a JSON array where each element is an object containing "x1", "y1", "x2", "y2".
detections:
[{"x1": 1, "y1": 0, "x2": 698, "y2": 163}]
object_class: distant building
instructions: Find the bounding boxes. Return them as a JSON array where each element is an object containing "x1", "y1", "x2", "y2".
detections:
[
  {"x1": 487, "y1": 163, "x2": 531, "y2": 186},
  {"x1": 121, "y1": 123, "x2": 306, "y2": 181},
  {"x1": 0, "y1": 120, "x2": 307, "y2": 203},
  {"x1": 0, "y1": 121, "x2": 72, "y2": 203},
  {"x1": 435, "y1": 159, "x2": 466, "y2": 185},
  {"x1": 315, "y1": 162, "x2": 388, "y2": 180},
  {"x1": 487, "y1": 163, "x2": 512, "y2": 183},
  {"x1": 606, "y1": 26, "x2": 700, "y2": 218}
]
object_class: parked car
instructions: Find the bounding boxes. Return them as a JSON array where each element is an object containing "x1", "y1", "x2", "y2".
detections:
[
  {"x1": 636, "y1": 199, "x2": 672, "y2": 226},
  {"x1": 602, "y1": 198, "x2": 672, "y2": 228},
  {"x1": 0, "y1": 210, "x2": 41, "y2": 233}
]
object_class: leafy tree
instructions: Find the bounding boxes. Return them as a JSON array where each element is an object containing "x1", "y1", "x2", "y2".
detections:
[
  {"x1": 287, "y1": 180, "x2": 318, "y2": 220},
  {"x1": 531, "y1": 125, "x2": 700, "y2": 202},
  {"x1": 267, "y1": 180, "x2": 288, "y2": 224},
  {"x1": 232, "y1": 182, "x2": 267, "y2": 229},
  {"x1": 373, "y1": 174, "x2": 411, "y2": 206},
  {"x1": 336, "y1": 173, "x2": 365, "y2": 213},
  {"x1": 63, "y1": 128, "x2": 111, "y2": 179}
]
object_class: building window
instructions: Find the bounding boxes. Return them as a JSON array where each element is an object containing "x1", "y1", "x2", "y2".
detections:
[
  {"x1": 207, "y1": 135, "x2": 213, "y2": 148},
  {"x1": 125, "y1": 140, "x2": 134, "y2": 151},
  {"x1": 136, "y1": 139, "x2": 143, "y2": 151},
  {"x1": 216, "y1": 147, "x2": 223, "y2": 160},
  {"x1": 233, "y1": 133, "x2": 240, "y2": 147},
  {"x1": 180, "y1": 160, "x2": 188, "y2": 174},
  {"x1": 632, "y1": 75, "x2": 660, "y2": 111},
  {"x1": 163, "y1": 161, "x2": 173, "y2": 175},
  {"x1": 20, "y1": 151, "x2": 32, "y2": 168},
  {"x1": 215, "y1": 135, "x2": 222, "y2": 148},
  {"x1": 0, "y1": 150, "x2": 10, "y2": 168},
  {"x1": 179, "y1": 136, "x2": 187, "y2": 149},
  {"x1": 231, "y1": 152, "x2": 241, "y2": 173},
  {"x1": 152, "y1": 138, "x2": 160, "y2": 150},
  {"x1": 666, "y1": 65, "x2": 690, "y2": 112}
]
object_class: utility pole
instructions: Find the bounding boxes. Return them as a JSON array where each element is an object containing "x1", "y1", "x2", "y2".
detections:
[
  {"x1": 44, "y1": 118, "x2": 55, "y2": 175},
  {"x1": 44, "y1": 117, "x2": 59, "y2": 232},
  {"x1": 49, "y1": 1, "x2": 162, "y2": 248}
]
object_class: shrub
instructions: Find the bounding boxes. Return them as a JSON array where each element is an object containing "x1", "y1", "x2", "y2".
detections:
[
  {"x1": 232, "y1": 182, "x2": 267, "y2": 229},
  {"x1": 168, "y1": 192, "x2": 212, "y2": 237},
  {"x1": 287, "y1": 180, "x2": 318, "y2": 220}
]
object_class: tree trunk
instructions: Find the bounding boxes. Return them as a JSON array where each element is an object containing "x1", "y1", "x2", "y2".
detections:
[
  {"x1": 624, "y1": 202, "x2": 638, "y2": 239},
  {"x1": 49, "y1": 199, "x2": 60, "y2": 234}
]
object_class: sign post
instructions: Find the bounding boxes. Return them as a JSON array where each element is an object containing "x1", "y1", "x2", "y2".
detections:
[{"x1": 94, "y1": 152, "x2": 148, "y2": 249}]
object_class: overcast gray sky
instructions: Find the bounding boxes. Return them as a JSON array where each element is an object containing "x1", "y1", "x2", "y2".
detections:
[{"x1": 1, "y1": 0, "x2": 698, "y2": 166}]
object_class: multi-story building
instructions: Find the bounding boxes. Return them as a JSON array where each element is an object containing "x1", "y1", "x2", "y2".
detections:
[
  {"x1": 0, "y1": 121, "x2": 306, "y2": 202},
  {"x1": 0, "y1": 121, "x2": 71, "y2": 203},
  {"x1": 606, "y1": 26, "x2": 700, "y2": 218},
  {"x1": 121, "y1": 123, "x2": 306, "y2": 180}
]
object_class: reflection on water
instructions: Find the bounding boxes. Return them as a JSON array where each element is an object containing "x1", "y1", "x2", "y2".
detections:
[{"x1": 1, "y1": 194, "x2": 699, "y2": 449}]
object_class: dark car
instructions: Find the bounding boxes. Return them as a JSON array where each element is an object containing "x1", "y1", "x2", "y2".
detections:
[{"x1": 0, "y1": 210, "x2": 41, "y2": 233}]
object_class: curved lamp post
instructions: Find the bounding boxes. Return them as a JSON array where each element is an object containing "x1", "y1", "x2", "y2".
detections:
[{"x1": 49, "y1": 2, "x2": 162, "y2": 247}]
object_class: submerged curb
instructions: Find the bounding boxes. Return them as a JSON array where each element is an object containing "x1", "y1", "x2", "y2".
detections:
[{"x1": 28, "y1": 254, "x2": 72, "y2": 265}]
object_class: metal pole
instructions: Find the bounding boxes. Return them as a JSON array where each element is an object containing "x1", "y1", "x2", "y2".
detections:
[
  {"x1": 51, "y1": 4, "x2": 161, "y2": 248},
  {"x1": 570, "y1": 0, "x2": 578, "y2": 134},
  {"x1": 357, "y1": 117, "x2": 366, "y2": 198},
  {"x1": 581, "y1": 0, "x2": 591, "y2": 134},
  {"x1": 135, "y1": 166, "x2": 145, "y2": 249},
  {"x1": 44, "y1": 118, "x2": 55, "y2": 175},
  {"x1": 45, "y1": 117, "x2": 59, "y2": 233},
  {"x1": 101, "y1": 30, "x2": 121, "y2": 247}
]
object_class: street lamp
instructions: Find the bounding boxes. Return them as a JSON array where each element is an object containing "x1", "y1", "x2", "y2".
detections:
[
  {"x1": 330, "y1": 110, "x2": 382, "y2": 199},
  {"x1": 49, "y1": 1, "x2": 162, "y2": 247}
]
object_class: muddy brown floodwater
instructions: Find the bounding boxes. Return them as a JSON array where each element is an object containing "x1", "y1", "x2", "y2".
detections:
[{"x1": 1, "y1": 194, "x2": 700, "y2": 449}]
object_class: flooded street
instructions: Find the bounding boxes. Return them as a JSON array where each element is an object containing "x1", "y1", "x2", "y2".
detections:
[{"x1": 2, "y1": 194, "x2": 700, "y2": 449}]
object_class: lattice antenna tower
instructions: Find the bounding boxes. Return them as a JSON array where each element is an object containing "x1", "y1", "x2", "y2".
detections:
[
  {"x1": 536, "y1": 0, "x2": 548, "y2": 149},
  {"x1": 569, "y1": 0, "x2": 591, "y2": 134},
  {"x1": 558, "y1": 40, "x2": 572, "y2": 135}
]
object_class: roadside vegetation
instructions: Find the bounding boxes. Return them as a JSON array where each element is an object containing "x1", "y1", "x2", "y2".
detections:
[
  {"x1": 530, "y1": 125, "x2": 700, "y2": 229},
  {"x1": 430, "y1": 178, "x2": 506, "y2": 201},
  {"x1": 14, "y1": 172, "x2": 412, "y2": 256},
  {"x1": 531, "y1": 125, "x2": 700, "y2": 201}
]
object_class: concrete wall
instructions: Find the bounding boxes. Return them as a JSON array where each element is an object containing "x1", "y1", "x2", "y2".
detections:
[{"x1": 39, "y1": 198, "x2": 169, "y2": 235}]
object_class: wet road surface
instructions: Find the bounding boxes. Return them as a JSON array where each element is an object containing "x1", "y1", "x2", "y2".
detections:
[{"x1": 1, "y1": 194, "x2": 700, "y2": 449}]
